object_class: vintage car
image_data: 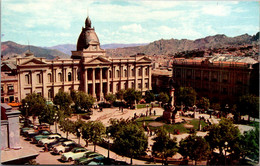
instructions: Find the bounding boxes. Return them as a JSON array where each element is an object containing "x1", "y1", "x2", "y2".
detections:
[
  {"x1": 47, "y1": 137, "x2": 70, "y2": 151},
  {"x1": 20, "y1": 127, "x2": 34, "y2": 136},
  {"x1": 31, "y1": 131, "x2": 55, "y2": 143},
  {"x1": 25, "y1": 130, "x2": 51, "y2": 140},
  {"x1": 38, "y1": 134, "x2": 62, "y2": 146},
  {"x1": 61, "y1": 147, "x2": 89, "y2": 162},
  {"x1": 74, "y1": 152, "x2": 104, "y2": 165},
  {"x1": 53, "y1": 141, "x2": 81, "y2": 154}
]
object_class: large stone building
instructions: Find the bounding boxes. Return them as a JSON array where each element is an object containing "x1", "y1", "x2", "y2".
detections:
[
  {"x1": 4, "y1": 16, "x2": 152, "y2": 102},
  {"x1": 172, "y1": 56, "x2": 258, "y2": 104}
]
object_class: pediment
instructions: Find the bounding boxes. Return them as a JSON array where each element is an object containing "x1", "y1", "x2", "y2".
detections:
[
  {"x1": 136, "y1": 56, "x2": 152, "y2": 63},
  {"x1": 21, "y1": 58, "x2": 47, "y2": 65},
  {"x1": 87, "y1": 56, "x2": 111, "y2": 64}
]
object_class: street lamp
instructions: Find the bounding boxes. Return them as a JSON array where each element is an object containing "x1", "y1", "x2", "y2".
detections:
[
  {"x1": 107, "y1": 133, "x2": 111, "y2": 159},
  {"x1": 224, "y1": 141, "x2": 228, "y2": 165},
  {"x1": 53, "y1": 105, "x2": 59, "y2": 133},
  {"x1": 24, "y1": 103, "x2": 29, "y2": 126}
]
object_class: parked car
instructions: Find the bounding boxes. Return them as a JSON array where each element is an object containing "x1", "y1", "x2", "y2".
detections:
[
  {"x1": 53, "y1": 141, "x2": 82, "y2": 154},
  {"x1": 61, "y1": 147, "x2": 89, "y2": 162},
  {"x1": 31, "y1": 131, "x2": 55, "y2": 144},
  {"x1": 34, "y1": 124, "x2": 50, "y2": 131},
  {"x1": 20, "y1": 127, "x2": 34, "y2": 136},
  {"x1": 74, "y1": 152, "x2": 104, "y2": 165},
  {"x1": 38, "y1": 134, "x2": 62, "y2": 146},
  {"x1": 25, "y1": 130, "x2": 51, "y2": 140},
  {"x1": 47, "y1": 137, "x2": 71, "y2": 151}
]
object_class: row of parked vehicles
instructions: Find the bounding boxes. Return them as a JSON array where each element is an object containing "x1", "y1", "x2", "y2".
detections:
[{"x1": 20, "y1": 120, "x2": 129, "y2": 165}]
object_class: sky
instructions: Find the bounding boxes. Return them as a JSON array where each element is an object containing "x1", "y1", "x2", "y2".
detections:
[{"x1": 1, "y1": 0, "x2": 259, "y2": 47}]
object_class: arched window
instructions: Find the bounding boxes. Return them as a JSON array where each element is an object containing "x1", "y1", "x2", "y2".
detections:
[
  {"x1": 138, "y1": 68, "x2": 142, "y2": 76},
  {"x1": 68, "y1": 72, "x2": 72, "y2": 81},
  {"x1": 116, "y1": 83, "x2": 120, "y2": 91},
  {"x1": 58, "y1": 73, "x2": 62, "y2": 82},
  {"x1": 47, "y1": 73, "x2": 52, "y2": 83},
  {"x1": 37, "y1": 74, "x2": 42, "y2": 84},
  {"x1": 48, "y1": 89, "x2": 52, "y2": 99},
  {"x1": 145, "y1": 68, "x2": 148, "y2": 76},
  {"x1": 131, "y1": 69, "x2": 135, "y2": 77},
  {"x1": 25, "y1": 74, "x2": 30, "y2": 84},
  {"x1": 124, "y1": 69, "x2": 127, "y2": 77},
  {"x1": 116, "y1": 70, "x2": 120, "y2": 78},
  {"x1": 131, "y1": 82, "x2": 135, "y2": 89}
]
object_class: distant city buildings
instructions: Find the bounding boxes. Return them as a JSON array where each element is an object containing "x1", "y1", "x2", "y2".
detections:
[{"x1": 172, "y1": 55, "x2": 258, "y2": 104}]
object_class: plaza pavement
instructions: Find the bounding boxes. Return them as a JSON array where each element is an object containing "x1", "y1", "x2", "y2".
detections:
[{"x1": 34, "y1": 107, "x2": 255, "y2": 165}]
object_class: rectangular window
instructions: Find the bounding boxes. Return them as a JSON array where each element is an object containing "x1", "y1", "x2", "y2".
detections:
[
  {"x1": 1, "y1": 86, "x2": 4, "y2": 93},
  {"x1": 145, "y1": 83, "x2": 148, "y2": 88},
  {"x1": 138, "y1": 83, "x2": 142, "y2": 89}
]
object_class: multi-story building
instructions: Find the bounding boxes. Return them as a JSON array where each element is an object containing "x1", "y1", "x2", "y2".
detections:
[
  {"x1": 10, "y1": 16, "x2": 152, "y2": 102},
  {"x1": 1, "y1": 61, "x2": 19, "y2": 103},
  {"x1": 172, "y1": 56, "x2": 258, "y2": 104}
]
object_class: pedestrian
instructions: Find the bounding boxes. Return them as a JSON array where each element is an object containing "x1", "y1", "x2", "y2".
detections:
[
  {"x1": 154, "y1": 110, "x2": 156, "y2": 116},
  {"x1": 146, "y1": 110, "x2": 148, "y2": 117}
]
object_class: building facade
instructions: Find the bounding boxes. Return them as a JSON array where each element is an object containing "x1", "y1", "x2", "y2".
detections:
[
  {"x1": 172, "y1": 57, "x2": 258, "y2": 104},
  {"x1": 1, "y1": 62, "x2": 19, "y2": 103},
  {"x1": 14, "y1": 16, "x2": 152, "y2": 101}
]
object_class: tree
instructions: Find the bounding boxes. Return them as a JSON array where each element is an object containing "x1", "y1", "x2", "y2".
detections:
[
  {"x1": 211, "y1": 103, "x2": 221, "y2": 111},
  {"x1": 205, "y1": 118, "x2": 241, "y2": 163},
  {"x1": 113, "y1": 123, "x2": 148, "y2": 165},
  {"x1": 105, "y1": 93, "x2": 116, "y2": 105},
  {"x1": 157, "y1": 92, "x2": 169, "y2": 105},
  {"x1": 107, "y1": 118, "x2": 132, "y2": 139},
  {"x1": 152, "y1": 127, "x2": 178, "y2": 165},
  {"x1": 144, "y1": 90, "x2": 155, "y2": 103},
  {"x1": 237, "y1": 94, "x2": 259, "y2": 121},
  {"x1": 73, "y1": 91, "x2": 95, "y2": 111},
  {"x1": 179, "y1": 135, "x2": 210, "y2": 165},
  {"x1": 53, "y1": 90, "x2": 73, "y2": 116},
  {"x1": 81, "y1": 121, "x2": 93, "y2": 147},
  {"x1": 116, "y1": 89, "x2": 125, "y2": 101},
  {"x1": 21, "y1": 93, "x2": 46, "y2": 125},
  {"x1": 197, "y1": 97, "x2": 210, "y2": 110},
  {"x1": 89, "y1": 121, "x2": 106, "y2": 152},
  {"x1": 240, "y1": 126, "x2": 259, "y2": 162},
  {"x1": 38, "y1": 105, "x2": 55, "y2": 127},
  {"x1": 176, "y1": 87, "x2": 197, "y2": 106},
  {"x1": 123, "y1": 88, "x2": 142, "y2": 106},
  {"x1": 59, "y1": 119, "x2": 75, "y2": 138},
  {"x1": 73, "y1": 119, "x2": 84, "y2": 144}
]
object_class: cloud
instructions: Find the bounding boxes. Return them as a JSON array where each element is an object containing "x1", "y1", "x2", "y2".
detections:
[
  {"x1": 201, "y1": 4, "x2": 231, "y2": 16},
  {"x1": 120, "y1": 24, "x2": 146, "y2": 33}
]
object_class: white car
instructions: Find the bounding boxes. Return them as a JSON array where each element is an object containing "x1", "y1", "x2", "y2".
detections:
[
  {"x1": 38, "y1": 134, "x2": 61, "y2": 146},
  {"x1": 53, "y1": 141, "x2": 81, "y2": 154},
  {"x1": 61, "y1": 147, "x2": 89, "y2": 162}
]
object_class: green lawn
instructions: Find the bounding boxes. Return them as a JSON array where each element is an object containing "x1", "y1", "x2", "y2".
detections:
[{"x1": 135, "y1": 116, "x2": 207, "y2": 134}]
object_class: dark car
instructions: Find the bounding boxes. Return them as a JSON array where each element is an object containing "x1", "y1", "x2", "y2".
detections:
[
  {"x1": 25, "y1": 130, "x2": 51, "y2": 140},
  {"x1": 53, "y1": 141, "x2": 82, "y2": 154},
  {"x1": 47, "y1": 137, "x2": 71, "y2": 151}
]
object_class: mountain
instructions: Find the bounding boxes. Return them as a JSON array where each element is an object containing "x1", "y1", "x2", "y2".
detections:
[
  {"x1": 105, "y1": 32, "x2": 259, "y2": 57},
  {"x1": 45, "y1": 44, "x2": 76, "y2": 55},
  {"x1": 45, "y1": 43, "x2": 148, "y2": 55},
  {"x1": 1, "y1": 41, "x2": 70, "y2": 59}
]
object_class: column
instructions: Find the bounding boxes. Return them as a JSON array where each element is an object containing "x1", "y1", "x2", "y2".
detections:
[
  {"x1": 107, "y1": 69, "x2": 110, "y2": 94},
  {"x1": 149, "y1": 66, "x2": 152, "y2": 90},
  {"x1": 100, "y1": 68, "x2": 103, "y2": 100},
  {"x1": 84, "y1": 68, "x2": 88, "y2": 94},
  {"x1": 31, "y1": 71, "x2": 35, "y2": 93},
  {"x1": 92, "y1": 68, "x2": 96, "y2": 98},
  {"x1": 142, "y1": 66, "x2": 145, "y2": 91},
  {"x1": 112, "y1": 66, "x2": 115, "y2": 94},
  {"x1": 135, "y1": 66, "x2": 138, "y2": 90}
]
